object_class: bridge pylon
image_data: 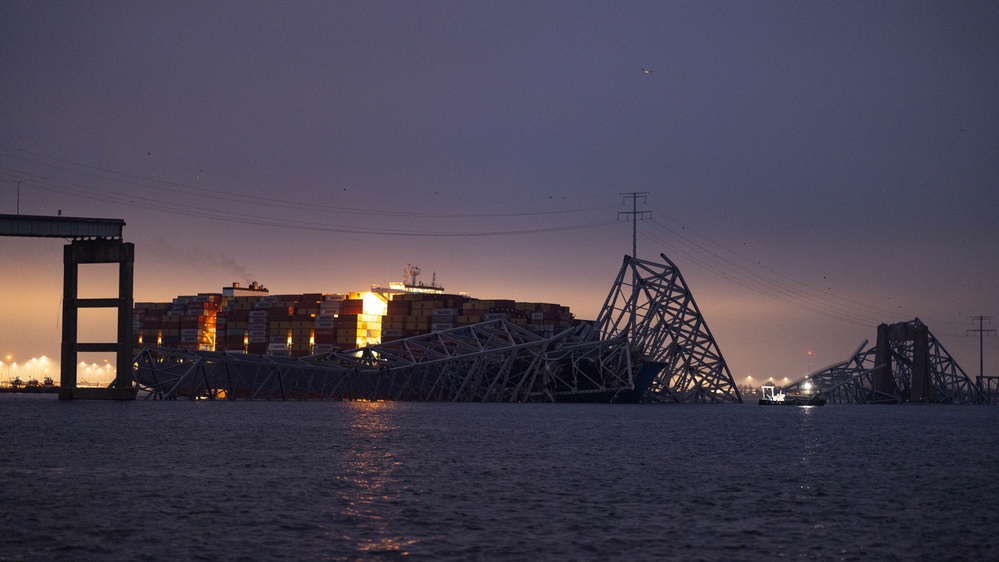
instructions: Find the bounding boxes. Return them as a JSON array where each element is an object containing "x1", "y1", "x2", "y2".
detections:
[
  {"x1": 1, "y1": 214, "x2": 135, "y2": 400},
  {"x1": 785, "y1": 319, "x2": 986, "y2": 404}
]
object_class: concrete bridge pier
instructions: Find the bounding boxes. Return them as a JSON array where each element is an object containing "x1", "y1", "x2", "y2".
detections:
[{"x1": 58, "y1": 239, "x2": 136, "y2": 400}]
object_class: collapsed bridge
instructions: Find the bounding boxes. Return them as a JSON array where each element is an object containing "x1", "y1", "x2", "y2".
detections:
[
  {"x1": 782, "y1": 318, "x2": 988, "y2": 404},
  {"x1": 133, "y1": 253, "x2": 743, "y2": 403}
]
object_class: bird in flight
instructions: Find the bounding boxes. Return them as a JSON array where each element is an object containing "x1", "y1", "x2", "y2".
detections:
[{"x1": 641, "y1": 68, "x2": 652, "y2": 74}]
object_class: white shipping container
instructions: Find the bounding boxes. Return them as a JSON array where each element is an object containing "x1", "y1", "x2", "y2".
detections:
[{"x1": 432, "y1": 308, "x2": 459, "y2": 316}]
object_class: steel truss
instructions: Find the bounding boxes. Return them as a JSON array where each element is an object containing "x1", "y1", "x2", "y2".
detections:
[
  {"x1": 979, "y1": 377, "x2": 999, "y2": 405},
  {"x1": 132, "y1": 253, "x2": 741, "y2": 403},
  {"x1": 133, "y1": 320, "x2": 636, "y2": 402},
  {"x1": 592, "y1": 254, "x2": 741, "y2": 403},
  {"x1": 784, "y1": 319, "x2": 987, "y2": 404}
]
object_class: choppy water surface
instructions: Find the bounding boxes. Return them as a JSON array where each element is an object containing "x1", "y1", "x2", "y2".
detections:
[{"x1": 2, "y1": 395, "x2": 997, "y2": 561}]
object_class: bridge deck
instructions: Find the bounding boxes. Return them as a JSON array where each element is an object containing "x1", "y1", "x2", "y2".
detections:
[{"x1": 0, "y1": 214, "x2": 125, "y2": 238}]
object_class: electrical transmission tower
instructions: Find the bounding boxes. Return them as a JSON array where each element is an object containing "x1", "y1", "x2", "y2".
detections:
[
  {"x1": 969, "y1": 316, "x2": 995, "y2": 388},
  {"x1": 618, "y1": 192, "x2": 650, "y2": 259},
  {"x1": 618, "y1": 192, "x2": 650, "y2": 337}
]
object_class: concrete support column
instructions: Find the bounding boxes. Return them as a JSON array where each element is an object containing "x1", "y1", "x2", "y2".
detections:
[
  {"x1": 58, "y1": 239, "x2": 135, "y2": 400},
  {"x1": 873, "y1": 323, "x2": 895, "y2": 399},
  {"x1": 911, "y1": 324, "x2": 932, "y2": 402},
  {"x1": 60, "y1": 246, "x2": 79, "y2": 392},
  {"x1": 115, "y1": 244, "x2": 135, "y2": 389}
]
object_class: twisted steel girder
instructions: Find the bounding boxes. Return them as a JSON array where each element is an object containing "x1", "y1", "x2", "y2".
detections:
[
  {"x1": 785, "y1": 319, "x2": 987, "y2": 404},
  {"x1": 593, "y1": 254, "x2": 742, "y2": 403},
  {"x1": 132, "y1": 253, "x2": 740, "y2": 403}
]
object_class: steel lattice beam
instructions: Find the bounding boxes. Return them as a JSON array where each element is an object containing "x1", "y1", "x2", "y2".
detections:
[
  {"x1": 592, "y1": 254, "x2": 742, "y2": 403},
  {"x1": 133, "y1": 320, "x2": 637, "y2": 402},
  {"x1": 132, "y1": 253, "x2": 740, "y2": 404},
  {"x1": 785, "y1": 319, "x2": 988, "y2": 404}
]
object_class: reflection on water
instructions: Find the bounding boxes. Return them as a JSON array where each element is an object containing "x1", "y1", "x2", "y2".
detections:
[
  {"x1": 335, "y1": 401, "x2": 416, "y2": 556},
  {"x1": 795, "y1": 407, "x2": 820, "y2": 500}
]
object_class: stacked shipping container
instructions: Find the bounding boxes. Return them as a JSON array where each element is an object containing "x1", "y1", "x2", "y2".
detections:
[
  {"x1": 134, "y1": 295, "x2": 222, "y2": 351},
  {"x1": 134, "y1": 286, "x2": 575, "y2": 356}
]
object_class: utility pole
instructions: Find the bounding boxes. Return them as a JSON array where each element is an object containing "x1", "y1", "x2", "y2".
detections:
[
  {"x1": 618, "y1": 192, "x2": 650, "y2": 337},
  {"x1": 968, "y1": 316, "x2": 995, "y2": 384}
]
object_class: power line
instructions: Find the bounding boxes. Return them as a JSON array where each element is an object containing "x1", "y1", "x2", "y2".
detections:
[
  {"x1": 636, "y1": 225, "x2": 877, "y2": 327},
  {"x1": 1, "y1": 168, "x2": 620, "y2": 237},
  {"x1": 634, "y1": 205, "x2": 944, "y2": 329},
  {"x1": 0, "y1": 145, "x2": 613, "y2": 220}
]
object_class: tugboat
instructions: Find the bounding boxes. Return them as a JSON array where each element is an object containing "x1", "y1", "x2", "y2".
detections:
[{"x1": 758, "y1": 384, "x2": 826, "y2": 406}]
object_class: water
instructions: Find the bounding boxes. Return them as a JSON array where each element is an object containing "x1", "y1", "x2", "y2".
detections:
[{"x1": 2, "y1": 395, "x2": 997, "y2": 561}]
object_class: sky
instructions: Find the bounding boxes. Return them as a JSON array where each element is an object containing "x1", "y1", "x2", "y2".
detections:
[{"x1": 1, "y1": 1, "x2": 997, "y2": 387}]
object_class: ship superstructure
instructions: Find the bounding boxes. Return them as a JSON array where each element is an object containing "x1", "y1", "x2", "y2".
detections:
[{"x1": 388, "y1": 264, "x2": 444, "y2": 294}]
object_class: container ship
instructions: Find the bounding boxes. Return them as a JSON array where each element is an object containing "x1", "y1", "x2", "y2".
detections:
[{"x1": 133, "y1": 265, "x2": 575, "y2": 359}]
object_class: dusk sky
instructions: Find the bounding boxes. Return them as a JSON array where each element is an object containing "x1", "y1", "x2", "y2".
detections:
[{"x1": 2, "y1": 1, "x2": 997, "y2": 386}]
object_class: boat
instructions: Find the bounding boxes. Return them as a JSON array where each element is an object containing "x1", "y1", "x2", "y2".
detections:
[{"x1": 758, "y1": 384, "x2": 825, "y2": 406}]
